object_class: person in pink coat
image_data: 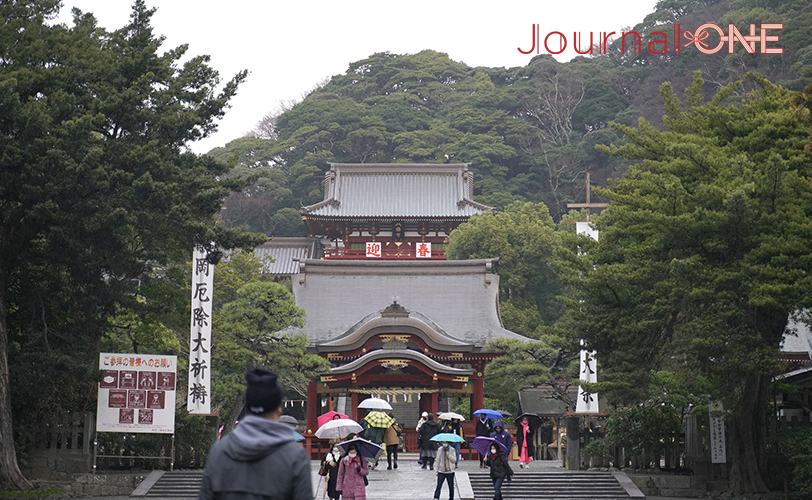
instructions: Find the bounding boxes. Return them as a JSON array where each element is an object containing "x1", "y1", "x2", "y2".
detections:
[{"x1": 336, "y1": 443, "x2": 369, "y2": 500}]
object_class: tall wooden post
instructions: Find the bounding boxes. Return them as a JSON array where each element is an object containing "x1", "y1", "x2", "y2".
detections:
[
  {"x1": 566, "y1": 416, "x2": 580, "y2": 470},
  {"x1": 429, "y1": 392, "x2": 439, "y2": 416},
  {"x1": 306, "y1": 380, "x2": 318, "y2": 433}
]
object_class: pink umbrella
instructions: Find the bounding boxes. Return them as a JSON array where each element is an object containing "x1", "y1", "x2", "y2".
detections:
[{"x1": 317, "y1": 410, "x2": 349, "y2": 429}]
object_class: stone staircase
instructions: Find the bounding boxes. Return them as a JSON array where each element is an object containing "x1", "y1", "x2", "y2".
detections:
[
  {"x1": 132, "y1": 470, "x2": 203, "y2": 498},
  {"x1": 467, "y1": 470, "x2": 642, "y2": 500}
]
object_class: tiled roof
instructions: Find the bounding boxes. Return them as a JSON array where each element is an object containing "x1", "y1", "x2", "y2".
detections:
[
  {"x1": 285, "y1": 259, "x2": 529, "y2": 348},
  {"x1": 252, "y1": 238, "x2": 323, "y2": 276},
  {"x1": 301, "y1": 163, "x2": 495, "y2": 219}
]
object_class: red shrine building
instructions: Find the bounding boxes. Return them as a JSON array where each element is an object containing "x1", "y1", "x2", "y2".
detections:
[{"x1": 286, "y1": 163, "x2": 528, "y2": 441}]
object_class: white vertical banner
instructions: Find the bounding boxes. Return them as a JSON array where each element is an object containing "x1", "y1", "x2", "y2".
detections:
[
  {"x1": 576, "y1": 348, "x2": 600, "y2": 413},
  {"x1": 710, "y1": 401, "x2": 727, "y2": 463},
  {"x1": 188, "y1": 246, "x2": 213, "y2": 414},
  {"x1": 575, "y1": 220, "x2": 601, "y2": 414}
]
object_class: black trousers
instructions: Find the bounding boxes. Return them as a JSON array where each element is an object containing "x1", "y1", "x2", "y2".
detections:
[
  {"x1": 387, "y1": 444, "x2": 398, "y2": 465},
  {"x1": 434, "y1": 472, "x2": 454, "y2": 500}
]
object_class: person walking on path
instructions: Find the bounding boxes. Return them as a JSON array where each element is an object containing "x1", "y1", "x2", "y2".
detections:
[
  {"x1": 322, "y1": 444, "x2": 344, "y2": 500},
  {"x1": 416, "y1": 411, "x2": 429, "y2": 466},
  {"x1": 198, "y1": 368, "x2": 312, "y2": 500},
  {"x1": 516, "y1": 416, "x2": 534, "y2": 469},
  {"x1": 361, "y1": 410, "x2": 386, "y2": 469},
  {"x1": 419, "y1": 414, "x2": 442, "y2": 470},
  {"x1": 490, "y1": 421, "x2": 512, "y2": 460},
  {"x1": 441, "y1": 418, "x2": 464, "y2": 467},
  {"x1": 475, "y1": 413, "x2": 494, "y2": 468},
  {"x1": 384, "y1": 413, "x2": 403, "y2": 470},
  {"x1": 336, "y1": 443, "x2": 369, "y2": 500},
  {"x1": 485, "y1": 443, "x2": 514, "y2": 500},
  {"x1": 433, "y1": 441, "x2": 457, "y2": 500}
]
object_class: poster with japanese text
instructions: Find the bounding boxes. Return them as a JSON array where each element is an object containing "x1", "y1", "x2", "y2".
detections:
[
  {"x1": 188, "y1": 246, "x2": 213, "y2": 414},
  {"x1": 710, "y1": 401, "x2": 727, "y2": 463},
  {"x1": 96, "y1": 353, "x2": 177, "y2": 433}
]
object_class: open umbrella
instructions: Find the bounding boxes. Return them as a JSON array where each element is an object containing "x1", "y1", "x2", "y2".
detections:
[
  {"x1": 363, "y1": 411, "x2": 395, "y2": 428},
  {"x1": 498, "y1": 410, "x2": 513, "y2": 417},
  {"x1": 430, "y1": 432, "x2": 465, "y2": 443},
  {"x1": 437, "y1": 411, "x2": 466, "y2": 421},
  {"x1": 315, "y1": 418, "x2": 363, "y2": 439},
  {"x1": 473, "y1": 409, "x2": 503, "y2": 420},
  {"x1": 317, "y1": 411, "x2": 349, "y2": 429},
  {"x1": 279, "y1": 415, "x2": 298, "y2": 427},
  {"x1": 471, "y1": 436, "x2": 508, "y2": 456},
  {"x1": 293, "y1": 431, "x2": 305, "y2": 442},
  {"x1": 337, "y1": 437, "x2": 384, "y2": 459},
  {"x1": 357, "y1": 397, "x2": 392, "y2": 410},
  {"x1": 514, "y1": 412, "x2": 542, "y2": 427}
]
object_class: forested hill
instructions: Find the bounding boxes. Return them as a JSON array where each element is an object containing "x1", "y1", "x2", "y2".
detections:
[{"x1": 209, "y1": 0, "x2": 812, "y2": 236}]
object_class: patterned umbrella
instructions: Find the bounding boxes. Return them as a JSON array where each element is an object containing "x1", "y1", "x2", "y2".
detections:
[
  {"x1": 315, "y1": 418, "x2": 363, "y2": 439},
  {"x1": 363, "y1": 411, "x2": 395, "y2": 428},
  {"x1": 471, "y1": 436, "x2": 508, "y2": 456},
  {"x1": 317, "y1": 411, "x2": 349, "y2": 429},
  {"x1": 430, "y1": 432, "x2": 465, "y2": 443}
]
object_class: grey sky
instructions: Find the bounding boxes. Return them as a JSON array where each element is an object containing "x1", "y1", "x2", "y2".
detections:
[{"x1": 56, "y1": 0, "x2": 659, "y2": 154}]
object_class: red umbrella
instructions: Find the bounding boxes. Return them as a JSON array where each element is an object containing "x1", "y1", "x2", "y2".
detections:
[{"x1": 317, "y1": 411, "x2": 349, "y2": 428}]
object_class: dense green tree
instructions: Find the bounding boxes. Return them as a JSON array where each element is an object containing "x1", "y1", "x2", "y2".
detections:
[
  {"x1": 213, "y1": 281, "x2": 328, "y2": 436},
  {"x1": 0, "y1": 2, "x2": 261, "y2": 489},
  {"x1": 562, "y1": 72, "x2": 812, "y2": 494},
  {"x1": 446, "y1": 202, "x2": 563, "y2": 336}
]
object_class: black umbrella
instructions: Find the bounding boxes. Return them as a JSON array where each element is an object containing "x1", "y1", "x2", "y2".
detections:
[{"x1": 514, "y1": 412, "x2": 542, "y2": 427}]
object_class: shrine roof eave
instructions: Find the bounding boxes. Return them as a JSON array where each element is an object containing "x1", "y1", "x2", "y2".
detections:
[
  {"x1": 328, "y1": 349, "x2": 475, "y2": 377},
  {"x1": 315, "y1": 311, "x2": 472, "y2": 352}
]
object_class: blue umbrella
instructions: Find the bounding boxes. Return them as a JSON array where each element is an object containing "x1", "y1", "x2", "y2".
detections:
[
  {"x1": 293, "y1": 431, "x2": 305, "y2": 442},
  {"x1": 430, "y1": 432, "x2": 465, "y2": 443},
  {"x1": 474, "y1": 409, "x2": 503, "y2": 419}
]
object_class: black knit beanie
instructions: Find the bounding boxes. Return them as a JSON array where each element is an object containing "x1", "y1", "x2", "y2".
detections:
[{"x1": 245, "y1": 368, "x2": 283, "y2": 414}]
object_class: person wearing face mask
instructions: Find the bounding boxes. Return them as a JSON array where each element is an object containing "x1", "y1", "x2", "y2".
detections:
[
  {"x1": 484, "y1": 444, "x2": 513, "y2": 500},
  {"x1": 322, "y1": 445, "x2": 344, "y2": 500},
  {"x1": 336, "y1": 443, "x2": 368, "y2": 500},
  {"x1": 490, "y1": 422, "x2": 512, "y2": 460},
  {"x1": 433, "y1": 441, "x2": 456, "y2": 500}
]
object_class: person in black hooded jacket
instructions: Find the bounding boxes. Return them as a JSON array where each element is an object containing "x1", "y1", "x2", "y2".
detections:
[
  {"x1": 418, "y1": 414, "x2": 441, "y2": 470},
  {"x1": 198, "y1": 368, "x2": 312, "y2": 500},
  {"x1": 484, "y1": 444, "x2": 514, "y2": 500}
]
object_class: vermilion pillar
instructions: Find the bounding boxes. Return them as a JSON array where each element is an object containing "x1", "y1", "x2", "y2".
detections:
[
  {"x1": 473, "y1": 377, "x2": 485, "y2": 414},
  {"x1": 350, "y1": 393, "x2": 360, "y2": 422},
  {"x1": 306, "y1": 379, "x2": 318, "y2": 433},
  {"x1": 429, "y1": 392, "x2": 439, "y2": 416}
]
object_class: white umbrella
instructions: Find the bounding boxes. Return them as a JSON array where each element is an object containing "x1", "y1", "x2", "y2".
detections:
[
  {"x1": 438, "y1": 411, "x2": 466, "y2": 421},
  {"x1": 315, "y1": 418, "x2": 363, "y2": 439},
  {"x1": 357, "y1": 397, "x2": 392, "y2": 410}
]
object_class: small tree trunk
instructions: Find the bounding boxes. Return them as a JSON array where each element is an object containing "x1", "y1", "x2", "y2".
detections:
[
  {"x1": 0, "y1": 296, "x2": 33, "y2": 491},
  {"x1": 220, "y1": 394, "x2": 245, "y2": 438}
]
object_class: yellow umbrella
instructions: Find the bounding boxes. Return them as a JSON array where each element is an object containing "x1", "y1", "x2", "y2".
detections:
[{"x1": 363, "y1": 411, "x2": 395, "y2": 428}]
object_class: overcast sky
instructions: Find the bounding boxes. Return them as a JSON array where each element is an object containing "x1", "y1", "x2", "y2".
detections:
[{"x1": 56, "y1": 0, "x2": 659, "y2": 154}]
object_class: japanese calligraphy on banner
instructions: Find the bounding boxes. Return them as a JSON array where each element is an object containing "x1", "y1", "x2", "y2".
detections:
[
  {"x1": 710, "y1": 401, "x2": 727, "y2": 463},
  {"x1": 96, "y1": 353, "x2": 176, "y2": 433},
  {"x1": 575, "y1": 221, "x2": 600, "y2": 414},
  {"x1": 415, "y1": 242, "x2": 432, "y2": 259},
  {"x1": 575, "y1": 348, "x2": 600, "y2": 413},
  {"x1": 188, "y1": 246, "x2": 213, "y2": 414},
  {"x1": 366, "y1": 242, "x2": 382, "y2": 258}
]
